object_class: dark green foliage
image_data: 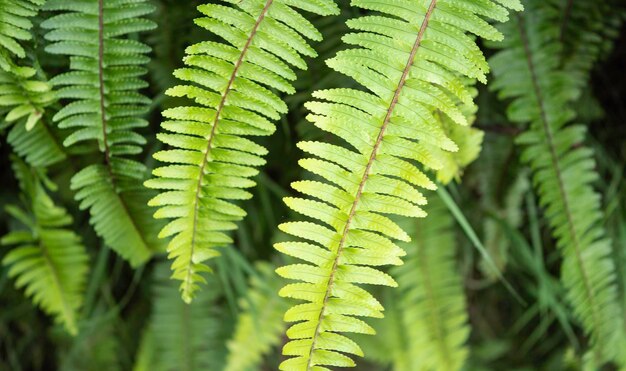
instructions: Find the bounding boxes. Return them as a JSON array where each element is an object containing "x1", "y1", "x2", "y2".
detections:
[
  {"x1": 489, "y1": 0, "x2": 626, "y2": 366},
  {"x1": 1, "y1": 0, "x2": 626, "y2": 370},
  {"x1": 2, "y1": 158, "x2": 88, "y2": 335},
  {"x1": 41, "y1": 0, "x2": 164, "y2": 266}
]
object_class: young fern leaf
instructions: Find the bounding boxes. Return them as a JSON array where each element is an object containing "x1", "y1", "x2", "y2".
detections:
[
  {"x1": 1, "y1": 157, "x2": 89, "y2": 335},
  {"x1": 490, "y1": 1, "x2": 626, "y2": 366},
  {"x1": 0, "y1": 0, "x2": 44, "y2": 72},
  {"x1": 274, "y1": 1, "x2": 520, "y2": 369},
  {"x1": 225, "y1": 263, "x2": 290, "y2": 371},
  {"x1": 145, "y1": 0, "x2": 340, "y2": 303},
  {"x1": 393, "y1": 197, "x2": 470, "y2": 371},
  {"x1": 41, "y1": 0, "x2": 163, "y2": 267},
  {"x1": 0, "y1": 67, "x2": 66, "y2": 167}
]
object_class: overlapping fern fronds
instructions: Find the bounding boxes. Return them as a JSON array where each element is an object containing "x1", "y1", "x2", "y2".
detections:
[
  {"x1": 225, "y1": 263, "x2": 290, "y2": 371},
  {"x1": 274, "y1": 0, "x2": 522, "y2": 369},
  {"x1": 145, "y1": 0, "x2": 340, "y2": 303},
  {"x1": 146, "y1": 262, "x2": 232, "y2": 371},
  {"x1": 393, "y1": 197, "x2": 469, "y2": 371},
  {"x1": 356, "y1": 197, "x2": 470, "y2": 371},
  {"x1": 0, "y1": 0, "x2": 66, "y2": 168},
  {"x1": 0, "y1": 0, "x2": 44, "y2": 72},
  {"x1": 490, "y1": 0, "x2": 626, "y2": 365},
  {"x1": 432, "y1": 79, "x2": 483, "y2": 184},
  {"x1": 1, "y1": 158, "x2": 88, "y2": 335},
  {"x1": 0, "y1": 67, "x2": 66, "y2": 167},
  {"x1": 41, "y1": 0, "x2": 163, "y2": 267}
]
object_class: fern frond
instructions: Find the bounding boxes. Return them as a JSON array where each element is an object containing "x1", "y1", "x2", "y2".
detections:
[
  {"x1": 0, "y1": 67, "x2": 67, "y2": 167},
  {"x1": 145, "y1": 0, "x2": 340, "y2": 303},
  {"x1": 274, "y1": 1, "x2": 520, "y2": 369},
  {"x1": 1, "y1": 157, "x2": 88, "y2": 335},
  {"x1": 149, "y1": 262, "x2": 232, "y2": 371},
  {"x1": 356, "y1": 197, "x2": 470, "y2": 371},
  {"x1": 0, "y1": 0, "x2": 66, "y2": 168},
  {"x1": 41, "y1": 0, "x2": 163, "y2": 266},
  {"x1": 490, "y1": 0, "x2": 626, "y2": 365},
  {"x1": 557, "y1": 0, "x2": 624, "y2": 98},
  {"x1": 225, "y1": 262, "x2": 290, "y2": 371},
  {"x1": 0, "y1": 0, "x2": 44, "y2": 72},
  {"x1": 394, "y1": 197, "x2": 470, "y2": 371}
]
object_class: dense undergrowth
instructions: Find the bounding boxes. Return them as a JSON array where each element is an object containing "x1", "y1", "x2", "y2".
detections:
[{"x1": 1, "y1": 0, "x2": 625, "y2": 370}]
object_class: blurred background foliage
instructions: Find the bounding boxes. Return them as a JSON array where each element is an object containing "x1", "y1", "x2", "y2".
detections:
[{"x1": 1, "y1": 0, "x2": 625, "y2": 370}]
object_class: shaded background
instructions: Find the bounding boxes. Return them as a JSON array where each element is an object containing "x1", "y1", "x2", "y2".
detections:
[{"x1": 1, "y1": 0, "x2": 625, "y2": 370}]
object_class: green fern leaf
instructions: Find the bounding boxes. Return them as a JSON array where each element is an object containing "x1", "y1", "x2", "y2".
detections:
[
  {"x1": 393, "y1": 197, "x2": 470, "y2": 371},
  {"x1": 0, "y1": 0, "x2": 66, "y2": 168},
  {"x1": 1, "y1": 157, "x2": 89, "y2": 335},
  {"x1": 0, "y1": 0, "x2": 45, "y2": 71},
  {"x1": 275, "y1": 1, "x2": 520, "y2": 369},
  {"x1": 41, "y1": 0, "x2": 164, "y2": 266},
  {"x1": 0, "y1": 67, "x2": 67, "y2": 167},
  {"x1": 225, "y1": 262, "x2": 290, "y2": 371},
  {"x1": 432, "y1": 79, "x2": 483, "y2": 184},
  {"x1": 489, "y1": 0, "x2": 626, "y2": 366},
  {"x1": 355, "y1": 197, "x2": 470, "y2": 371},
  {"x1": 145, "y1": 0, "x2": 340, "y2": 303}
]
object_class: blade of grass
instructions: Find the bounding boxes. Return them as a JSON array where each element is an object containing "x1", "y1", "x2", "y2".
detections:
[{"x1": 437, "y1": 186, "x2": 526, "y2": 305}]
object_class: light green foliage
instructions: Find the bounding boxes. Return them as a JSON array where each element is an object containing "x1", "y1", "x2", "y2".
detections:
[
  {"x1": 275, "y1": 0, "x2": 520, "y2": 369},
  {"x1": 0, "y1": 0, "x2": 44, "y2": 72},
  {"x1": 433, "y1": 80, "x2": 483, "y2": 184},
  {"x1": 489, "y1": 0, "x2": 626, "y2": 366},
  {"x1": 357, "y1": 197, "x2": 470, "y2": 371},
  {"x1": 0, "y1": 67, "x2": 65, "y2": 167},
  {"x1": 145, "y1": 0, "x2": 340, "y2": 303},
  {"x1": 41, "y1": 0, "x2": 163, "y2": 266},
  {"x1": 0, "y1": 0, "x2": 65, "y2": 168},
  {"x1": 393, "y1": 197, "x2": 470, "y2": 371},
  {"x1": 225, "y1": 263, "x2": 290, "y2": 371},
  {"x1": 1, "y1": 158, "x2": 88, "y2": 335},
  {"x1": 145, "y1": 263, "x2": 232, "y2": 371}
]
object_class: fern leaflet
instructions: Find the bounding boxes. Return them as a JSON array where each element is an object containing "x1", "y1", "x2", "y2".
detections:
[
  {"x1": 145, "y1": 0, "x2": 339, "y2": 302},
  {"x1": 0, "y1": 0, "x2": 44, "y2": 72},
  {"x1": 0, "y1": 67, "x2": 67, "y2": 167},
  {"x1": 274, "y1": 0, "x2": 520, "y2": 369},
  {"x1": 41, "y1": 0, "x2": 163, "y2": 266},
  {"x1": 0, "y1": 0, "x2": 67, "y2": 168},
  {"x1": 489, "y1": 0, "x2": 626, "y2": 365},
  {"x1": 1, "y1": 157, "x2": 88, "y2": 335}
]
